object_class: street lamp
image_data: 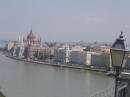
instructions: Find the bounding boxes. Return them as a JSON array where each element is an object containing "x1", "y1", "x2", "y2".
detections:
[{"x1": 110, "y1": 32, "x2": 129, "y2": 97}]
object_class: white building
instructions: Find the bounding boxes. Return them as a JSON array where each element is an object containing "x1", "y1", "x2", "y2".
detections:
[
  {"x1": 70, "y1": 51, "x2": 92, "y2": 65},
  {"x1": 15, "y1": 44, "x2": 25, "y2": 58},
  {"x1": 91, "y1": 53, "x2": 110, "y2": 67},
  {"x1": 54, "y1": 48, "x2": 71, "y2": 63},
  {"x1": 70, "y1": 51, "x2": 110, "y2": 67},
  {"x1": 14, "y1": 36, "x2": 26, "y2": 58},
  {"x1": 6, "y1": 42, "x2": 14, "y2": 51}
]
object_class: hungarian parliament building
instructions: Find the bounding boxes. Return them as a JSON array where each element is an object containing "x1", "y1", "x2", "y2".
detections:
[{"x1": 7, "y1": 29, "x2": 52, "y2": 59}]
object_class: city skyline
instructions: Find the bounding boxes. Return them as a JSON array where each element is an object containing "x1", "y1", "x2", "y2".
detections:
[{"x1": 0, "y1": 0, "x2": 130, "y2": 43}]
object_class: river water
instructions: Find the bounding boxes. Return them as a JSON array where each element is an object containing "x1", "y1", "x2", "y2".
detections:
[{"x1": 0, "y1": 56, "x2": 114, "y2": 97}]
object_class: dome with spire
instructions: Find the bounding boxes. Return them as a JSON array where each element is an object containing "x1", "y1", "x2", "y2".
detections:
[{"x1": 27, "y1": 29, "x2": 35, "y2": 41}]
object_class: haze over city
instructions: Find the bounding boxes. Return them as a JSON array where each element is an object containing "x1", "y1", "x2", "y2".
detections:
[
  {"x1": 0, "y1": 0, "x2": 130, "y2": 97},
  {"x1": 0, "y1": 0, "x2": 130, "y2": 42}
]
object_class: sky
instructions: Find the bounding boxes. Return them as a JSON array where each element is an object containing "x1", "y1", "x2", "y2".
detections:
[{"x1": 0, "y1": 0, "x2": 130, "y2": 43}]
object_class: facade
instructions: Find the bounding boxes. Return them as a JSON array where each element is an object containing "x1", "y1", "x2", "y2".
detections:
[
  {"x1": 26, "y1": 29, "x2": 41, "y2": 58},
  {"x1": 16, "y1": 38, "x2": 26, "y2": 58},
  {"x1": 26, "y1": 30, "x2": 50, "y2": 59},
  {"x1": 54, "y1": 48, "x2": 71, "y2": 63},
  {"x1": 70, "y1": 51, "x2": 110, "y2": 67},
  {"x1": 6, "y1": 42, "x2": 14, "y2": 51},
  {"x1": 9, "y1": 37, "x2": 26, "y2": 58},
  {"x1": 91, "y1": 53, "x2": 110, "y2": 67},
  {"x1": 16, "y1": 46, "x2": 25, "y2": 58},
  {"x1": 70, "y1": 51, "x2": 91, "y2": 65},
  {"x1": 70, "y1": 51, "x2": 86, "y2": 65},
  {"x1": 8, "y1": 29, "x2": 50, "y2": 59}
]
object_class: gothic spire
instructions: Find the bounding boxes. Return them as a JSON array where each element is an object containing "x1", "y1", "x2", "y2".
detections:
[{"x1": 30, "y1": 28, "x2": 32, "y2": 33}]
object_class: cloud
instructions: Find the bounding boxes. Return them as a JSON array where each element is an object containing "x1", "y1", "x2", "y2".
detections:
[{"x1": 85, "y1": 14, "x2": 108, "y2": 24}]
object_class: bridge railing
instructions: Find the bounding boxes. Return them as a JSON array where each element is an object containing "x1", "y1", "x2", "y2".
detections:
[{"x1": 90, "y1": 86, "x2": 115, "y2": 97}]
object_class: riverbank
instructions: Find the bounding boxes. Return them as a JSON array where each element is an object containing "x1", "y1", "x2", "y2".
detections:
[{"x1": 6, "y1": 55, "x2": 106, "y2": 73}]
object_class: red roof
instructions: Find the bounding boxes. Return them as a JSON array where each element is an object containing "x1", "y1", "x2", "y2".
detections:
[{"x1": 27, "y1": 29, "x2": 35, "y2": 40}]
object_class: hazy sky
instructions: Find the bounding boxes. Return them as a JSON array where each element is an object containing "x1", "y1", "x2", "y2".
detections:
[{"x1": 0, "y1": 0, "x2": 130, "y2": 42}]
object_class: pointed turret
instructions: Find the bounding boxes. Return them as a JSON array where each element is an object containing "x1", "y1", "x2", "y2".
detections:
[{"x1": 27, "y1": 28, "x2": 35, "y2": 42}]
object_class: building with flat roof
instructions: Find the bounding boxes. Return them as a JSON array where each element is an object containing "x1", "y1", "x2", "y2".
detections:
[
  {"x1": 70, "y1": 51, "x2": 110, "y2": 67},
  {"x1": 70, "y1": 51, "x2": 92, "y2": 66},
  {"x1": 91, "y1": 53, "x2": 110, "y2": 68},
  {"x1": 54, "y1": 47, "x2": 71, "y2": 63}
]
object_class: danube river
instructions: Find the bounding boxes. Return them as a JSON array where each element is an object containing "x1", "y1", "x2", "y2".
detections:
[{"x1": 0, "y1": 56, "x2": 114, "y2": 97}]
